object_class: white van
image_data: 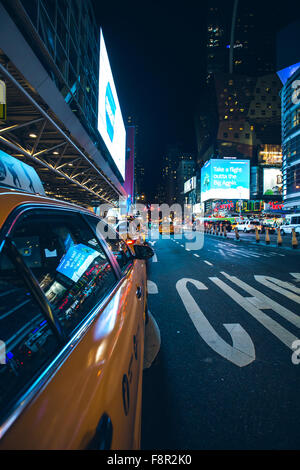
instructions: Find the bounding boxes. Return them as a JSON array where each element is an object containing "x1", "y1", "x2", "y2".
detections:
[
  {"x1": 236, "y1": 220, "x2": 256, "y2": 232},
  {"x1": 280, "y1": 214, "x2": 300, "y2": 235}
]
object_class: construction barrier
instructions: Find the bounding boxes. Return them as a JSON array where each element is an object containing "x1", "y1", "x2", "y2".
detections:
[
  {"x1": 265, "y1": 227, "x2": 270, "y2": 245},
  {"x1": 255, "y1": 227, "x2": 260, "y2": 243},
  {"x1": 292, "y1": 228, "x2": 298, "y2": 249},
  {"x1": 277, "y1": 227, "x2": 282, "y2": 247}
]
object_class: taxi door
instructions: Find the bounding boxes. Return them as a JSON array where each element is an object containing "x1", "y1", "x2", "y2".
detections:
[{"x1": 0, "y1": 209, "x2": 146, "y2": 449}]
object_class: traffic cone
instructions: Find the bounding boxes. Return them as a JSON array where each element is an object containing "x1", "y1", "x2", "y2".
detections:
[
  {"x1": 255, "y1": 227, "x2": 260, "y2": 243},
  {"x1": 220, "y1": 224, "x2": 223, "y2": 236},
  {"x1": 292, "y1": 228, "x2": 298, "y2": 249},
  {"x1": 277, "y1": 227, "x2": 282, "y2": 247},
  {"x1": 235, "y1": 227, "x2": 240, "y2": 241},
  {"x1": 265, "y1": 227, "x2": 270, "y2": 245}
]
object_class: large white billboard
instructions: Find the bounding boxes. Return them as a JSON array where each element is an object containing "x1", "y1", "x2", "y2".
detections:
[
  {"x1": 184, "y1": 176, "x2": 196, "y2": 194},
  {"x1": 201, "y1": 159, "x2": 250, "y2": 202},
  {"x1": 97, "y1": 29, "x2": 126, "y2": 180},
  {"x1": 263, "y1": 168, "x2": 282, "y2": 196}
]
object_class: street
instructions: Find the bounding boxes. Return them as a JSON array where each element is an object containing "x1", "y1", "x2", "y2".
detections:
[{"x1": 142, "y1": 231, "x2": 300, "y2": 450}]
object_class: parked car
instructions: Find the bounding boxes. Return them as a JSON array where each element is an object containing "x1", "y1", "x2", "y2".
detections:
[
  {"x1": 236, "y1": 220, "x2": 257, "y2": 232},
  {"x1": 280, "y1": 215, "x2": 300, "y2": 235}
]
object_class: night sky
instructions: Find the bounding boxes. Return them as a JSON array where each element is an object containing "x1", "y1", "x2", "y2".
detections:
[{"x1": 92, "y1": 0, "x2": 300, "y2": 199}]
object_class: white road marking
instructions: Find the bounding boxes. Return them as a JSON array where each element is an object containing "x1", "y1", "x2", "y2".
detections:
[
  {"x1": 152, "y1": 253, "x2": 158, "y2": 262},
  {"x1": 194, "y1": 254, "x2": 200, "y2": 258},
  {"x1": 176, "y1": 278, "x2": 255, "y2": 367},
  {"x1": 220, "y1": 272, "x2": 300, "y2": 333},
  {"x1": 290, "y1": 273, "x2": 300, "y2": 282},
  {"x1": 204, "y1": 261, "x2": 213, "y2": 266},
  {"x1": 218, "y1": 249, "x2": 226, "y2": 257},
  {"x1": 210, "y1": 276, "x2": 299, "y2": 349},
  {"x1": 254, "y1": 275, "x2": 300, "y2": 303},
  {"x1": 147, "y1": 280, "x2": 158, "y2": 294},
  {"x1": 186, "y1": 248, "x2": 191, "y2": 252}
]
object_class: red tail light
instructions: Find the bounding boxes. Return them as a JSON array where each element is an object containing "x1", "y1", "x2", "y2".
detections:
[{"x1": 126, "y1": 239, "x2": 135, "y2": 245}]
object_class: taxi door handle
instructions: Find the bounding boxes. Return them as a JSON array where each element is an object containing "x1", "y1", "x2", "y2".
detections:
[
  {"x1": 136, "y1": 286, "x2": 142, "y2": 299},
  {"x1": 86, "y1": 413, "x2": 113, "y2": 450}
]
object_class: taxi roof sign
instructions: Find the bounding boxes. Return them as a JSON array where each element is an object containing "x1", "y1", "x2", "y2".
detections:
[{"x1": 0, "y1": 151, "x2": 45, "y2": 196}]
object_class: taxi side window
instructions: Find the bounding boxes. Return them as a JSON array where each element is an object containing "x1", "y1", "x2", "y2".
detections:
[
  {"x1": 0, "y1": 248, "x2": 61, "y2": 422},
  {"x1": 10, "y1": 211, "x2": 117, "y2": 338},
  {"x1": 88, "y1": 217, "x2": 133, "y2": 274}
]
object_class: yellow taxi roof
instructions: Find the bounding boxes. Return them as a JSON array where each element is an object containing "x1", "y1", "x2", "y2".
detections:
[{"x1": 0, "y1": 187, "x2": 94, "y2": 229}]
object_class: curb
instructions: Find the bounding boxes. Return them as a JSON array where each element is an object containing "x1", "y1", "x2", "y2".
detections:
[{"x1": 143, "y1": 311, "x2": 161, "y2": 370}]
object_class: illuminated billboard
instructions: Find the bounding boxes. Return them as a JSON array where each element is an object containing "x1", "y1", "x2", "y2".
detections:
[
  {"x1": 263, "y1": 168, "x2": 282, "y2": 196},
  {"x1": 98, "y1": 29, "x2": 126, "y2": 180},
  {"x1": 184, "y1": 176, "x2": 196, "y2": 193},
  {"x1": 201, "y1": 159, "x2": 250, "y2": 202}
]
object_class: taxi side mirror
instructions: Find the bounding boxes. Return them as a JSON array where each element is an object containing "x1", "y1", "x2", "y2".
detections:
[{"x1": 133, "y1": 244, "x2": 154, "y2": 260}]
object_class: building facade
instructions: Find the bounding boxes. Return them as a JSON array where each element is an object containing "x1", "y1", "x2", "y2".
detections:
[
  {"x1": 281, "y1": 68, "x2": 300, "y2": 211},
  {"x1": 0, "y1": 0, "x2": 126, "y2": 207}
]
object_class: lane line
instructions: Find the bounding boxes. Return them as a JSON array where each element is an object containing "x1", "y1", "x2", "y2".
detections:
[
  {"x1": 147, "y1": 280, "x2": 158, "y2": 294},
  {"x1": 204, "y1": 261, "x2": 213, "y2": 266},
  {"x1": 194, "y1": 254, "x2": 200, "y2": 258},
  {"x1": 221, "y1": 272, "x2": 300, "y2": 329}
]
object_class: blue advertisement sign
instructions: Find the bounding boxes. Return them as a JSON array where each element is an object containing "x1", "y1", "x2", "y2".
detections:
[
  {"x1": 201, "y1": 159, "x2": 250, "y2": 202},
  {"x1": 57, "y1": 244, "x2": 99, "y2": 283},
  {"x1": 105, "y1": 82, "x2": 116, "y2": 142}
]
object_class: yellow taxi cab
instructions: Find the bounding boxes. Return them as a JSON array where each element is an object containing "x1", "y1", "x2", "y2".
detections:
[
  {"x1": 158, "y1": 219, "x2": 174, "y2": 235},
  {"x1": 0, "y1": 153, "x2": 154, "y2": 449}
]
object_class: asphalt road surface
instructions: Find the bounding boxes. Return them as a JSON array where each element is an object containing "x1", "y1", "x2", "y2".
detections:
[{"x1": 141, "y1": 231, "x2": 300, "y2": 450}]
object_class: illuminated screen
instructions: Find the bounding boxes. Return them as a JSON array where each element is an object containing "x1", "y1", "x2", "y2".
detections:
[
  {"x1": 201, "y1": 159, "x2": 250, "y2": 202},
  {"x1": 263, "y1": 168, "x2": 283, "y2": 196},
  {"x1": 97, "y1": 30, "x2": 126, "y2": 180},
  {"x1": 184, "y1": 176, "x2": 196, "y2": 194},
  {"x1": 57, "y1": 244, "x2": 100, "y2": 282}
]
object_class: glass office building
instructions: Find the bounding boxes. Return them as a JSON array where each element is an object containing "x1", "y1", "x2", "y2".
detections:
[
  {"x1": 16, "y1": 0, "x2": 100, "y2": 142},
  {"x1": 281, "y1": 67, "x2": 300, "y2": 211}
]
